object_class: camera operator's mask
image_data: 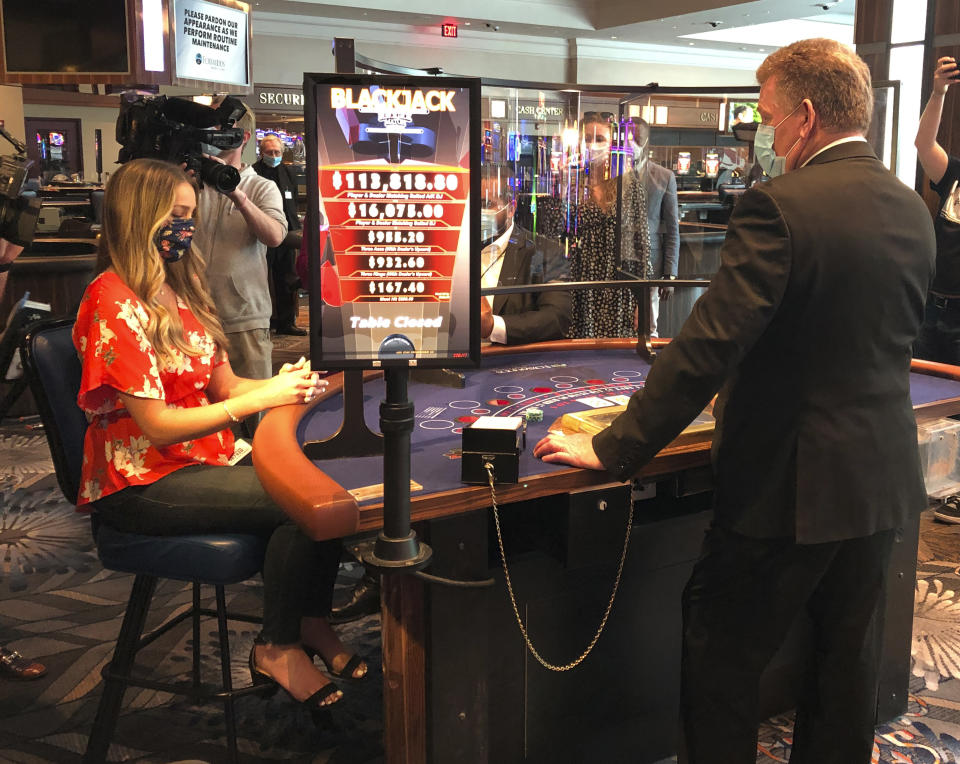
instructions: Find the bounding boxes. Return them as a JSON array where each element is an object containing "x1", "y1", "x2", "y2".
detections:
[{"x1": 154, "y1": 218, "x2": 196, "y2": 263}]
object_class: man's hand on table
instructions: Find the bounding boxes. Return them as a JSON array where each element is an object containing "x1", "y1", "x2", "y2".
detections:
[
  {"x1": 533, "y1": 431, "x2": 604, "y2": 470},
  {"x1": 480, "y1": 296, "x2": 494, "y2": 339}
]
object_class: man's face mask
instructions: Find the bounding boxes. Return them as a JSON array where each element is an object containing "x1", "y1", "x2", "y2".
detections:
[
  {"x1": 754, "y1": 101, "x2": 804, "y2": 178},
  {"x1": 154, "y1": 217, "x2": 195, "y2": 263},
  {"x1": 262, "y1": 155, "x2": 282, "y2": 168}
]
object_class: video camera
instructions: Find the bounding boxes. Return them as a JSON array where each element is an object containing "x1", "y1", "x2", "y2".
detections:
[
  {"x1": 116, "y1": 94, "x2": 246, "y2": 193},
  {"x1": 0, "y1": 126, "x2": 40, "y2": 248}
]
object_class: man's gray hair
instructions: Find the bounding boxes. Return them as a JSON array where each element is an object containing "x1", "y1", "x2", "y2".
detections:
[{"x1": 756, "y1": 38, "x2": 873, "y2": 134}]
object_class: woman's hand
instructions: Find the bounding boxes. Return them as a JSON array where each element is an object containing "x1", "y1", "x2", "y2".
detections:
[
  {"x1": 276, "y1": 357, "x2": 328, "y2": 403},
  {"x1": 278, "y1": 356, "x2": 309, "y2": 374},
  {"x1": 256, "y1": 367, "x2": 327, "y2": 410},
  {"x1": 934, "y1": 57, "x2": 960, "y2": 96}
]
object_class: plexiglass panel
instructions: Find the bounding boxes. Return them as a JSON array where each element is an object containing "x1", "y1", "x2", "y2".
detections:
[{"x1": 479, "y1": 81, "x2": 900, "y2": 340}]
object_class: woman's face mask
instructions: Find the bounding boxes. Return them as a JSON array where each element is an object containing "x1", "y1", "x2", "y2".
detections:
[
  {"x1": 154, "y1": 217, "x2": 196, "y2": 263},
  {"x1": 583, "y1": 124, "x2": 612, "y2": 182}
]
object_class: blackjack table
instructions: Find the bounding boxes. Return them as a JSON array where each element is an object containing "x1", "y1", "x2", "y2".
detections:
[{"x1": 253, "y1": 338, "x2": 960, "y2": 764}]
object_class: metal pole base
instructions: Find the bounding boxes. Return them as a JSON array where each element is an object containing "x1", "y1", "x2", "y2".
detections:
[{"x1": 359, "y1": 535, "x2": 433, "y2": 574}]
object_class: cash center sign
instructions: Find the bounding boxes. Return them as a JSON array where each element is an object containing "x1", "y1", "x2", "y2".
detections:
[{"x1": 173, "y1": 0, "x2": 249, "y2": 86}]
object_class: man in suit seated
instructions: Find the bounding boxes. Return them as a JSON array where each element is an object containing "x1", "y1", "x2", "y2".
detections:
[{"x1": 479, "y1": 166, "x2": 571, "y2": 344}]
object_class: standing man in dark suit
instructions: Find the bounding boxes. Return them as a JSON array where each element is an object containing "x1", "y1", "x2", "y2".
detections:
[
  {"x1": 630, "y1": 118, "x2": 680, "y2": 337},
  {"x1": 254, "y1": 133, "x2": 306, "y2": 336},
  {"x1": 535, "y1": 38, "x2": 935, "y2": 764},
  {"x1": 479, "y1": 165, "x2": 571, "y2": 345}
]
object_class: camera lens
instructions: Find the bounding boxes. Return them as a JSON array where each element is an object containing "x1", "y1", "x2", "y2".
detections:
[{"x1": 199, "y1": 156, "x2": 240, "y2": 193}]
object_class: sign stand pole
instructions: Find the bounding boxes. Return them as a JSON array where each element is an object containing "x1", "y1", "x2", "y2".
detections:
[{"x1": 362, "y1": 366, "x2": 433, "y2": 572}]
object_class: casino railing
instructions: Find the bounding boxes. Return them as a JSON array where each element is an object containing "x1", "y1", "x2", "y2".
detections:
[{"x1": 482, "y1": 276, "x2": 710, "y2": 359}]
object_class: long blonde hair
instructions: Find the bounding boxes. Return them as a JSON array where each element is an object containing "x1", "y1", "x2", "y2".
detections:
[{"x1": 97, "y1": 158, "x2": 228, "y2": 365}]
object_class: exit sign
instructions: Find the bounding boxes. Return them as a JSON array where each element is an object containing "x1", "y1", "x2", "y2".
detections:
[{"x1": 441, "y1": 23, "x2": 458, "y2": 38}]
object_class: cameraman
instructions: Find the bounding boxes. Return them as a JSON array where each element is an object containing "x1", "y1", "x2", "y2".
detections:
[
  {"x1": 193, "y1": 102, "x2": 287, "y2": 411},
  {"x1": 253, "y1": 134, "x2": 304, "y2": 336}
]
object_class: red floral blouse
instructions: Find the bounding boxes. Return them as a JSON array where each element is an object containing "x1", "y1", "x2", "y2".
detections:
[{"x1": 73, "y1": 271, "x2": 235, "y2": 505}]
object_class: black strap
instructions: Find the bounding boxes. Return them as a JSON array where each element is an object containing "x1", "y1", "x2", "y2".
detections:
[{"x1": 0, "y1": 261, "x2": 12, "y2": 273}]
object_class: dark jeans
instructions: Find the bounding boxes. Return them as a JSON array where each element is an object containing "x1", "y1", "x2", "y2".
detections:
[
  {"x1": 914, "y1": 298, "x2": 960, "y2": 365},
  {"x1": 267, "y1": 245, "x2": 300, "y2": 328},
  {"x1": 94, "y1": 464, "x2": 341, "y2": 645},
  {"x1": 679, "y1": 524, "x2": 895, "y2": 764}
]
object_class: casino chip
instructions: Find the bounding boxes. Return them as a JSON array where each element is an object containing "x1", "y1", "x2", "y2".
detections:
[{"x1": 525, "y1": 407, "x2": 543, "y2": 422}]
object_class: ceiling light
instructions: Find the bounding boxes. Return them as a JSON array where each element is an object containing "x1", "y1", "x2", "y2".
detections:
[{"x1": 610, "y1": 35, "x2": 617, "y2": 39}]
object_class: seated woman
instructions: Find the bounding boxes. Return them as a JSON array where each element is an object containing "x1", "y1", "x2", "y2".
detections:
[{"x1": 73, "y1": 158, "x2": 365, "y2": 710}]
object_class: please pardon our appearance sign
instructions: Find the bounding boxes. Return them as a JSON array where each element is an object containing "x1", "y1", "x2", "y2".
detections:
[{"x1": 173, "y1": 0, "x2": 249, "y2": 86}]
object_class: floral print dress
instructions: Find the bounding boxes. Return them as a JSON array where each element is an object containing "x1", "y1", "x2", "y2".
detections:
[{"x1": 72, "y1": 271, "x2": 235, "y2": 506}]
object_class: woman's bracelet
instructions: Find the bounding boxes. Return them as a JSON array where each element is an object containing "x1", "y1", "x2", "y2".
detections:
[{"x1": 222, "y1": 400, "x2": 241, "y2": 423}]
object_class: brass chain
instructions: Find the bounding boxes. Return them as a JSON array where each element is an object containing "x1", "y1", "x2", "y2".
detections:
[{"x1": 485, "y1": 461, "x2": 634, "y2": 671}]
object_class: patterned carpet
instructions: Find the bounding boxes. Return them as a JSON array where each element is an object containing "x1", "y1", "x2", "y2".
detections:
[
  {"x1": 0, "y1": 421, "x2": 384, "y2": 764},
  {"x1": 6, "y1": 338, "x2": 960, "y2": 762}
]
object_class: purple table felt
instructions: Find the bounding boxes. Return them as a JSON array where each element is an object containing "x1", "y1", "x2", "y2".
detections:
[{"x1": 298, "y1": 347, "x2": 960, "y2": 506}]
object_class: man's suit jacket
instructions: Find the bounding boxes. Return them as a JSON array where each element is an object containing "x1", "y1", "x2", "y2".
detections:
[
  {"x1": 253, "y1": 160, "x2": 301, "y2": 232},
  {"x1": 492, "y1": 226, "x2": 572, "y2": 345},
  {"x1": 594, "y1": 142, "x2": 935, "y2": 543},
  {"x1": 642, "y1": 162, "x2": 680, "y2": 278}
]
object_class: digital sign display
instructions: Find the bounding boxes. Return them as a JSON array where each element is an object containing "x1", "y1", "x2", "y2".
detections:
[
  {"x1": 173, "y1": 0, "x2": 250, "y2": 86},
  {"x1": 305, "y1": 74, "x2": 480, "y2": 368},
  {"x1": 705, "y1": 150, "x2": 720, "y2": 178}
]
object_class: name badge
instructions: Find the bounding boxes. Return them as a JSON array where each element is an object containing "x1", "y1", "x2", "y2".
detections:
[{"x1": 284, "y1": 190, "x2": 293, "y2": 200}]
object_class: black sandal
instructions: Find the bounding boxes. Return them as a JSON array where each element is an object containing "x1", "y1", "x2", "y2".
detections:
[
  {"x1": 247, "y1": 646, "x2": 279, "y2": 696},
  {"x1": 250, "y1": 645, "x2": 343, "y2": 706},
  {"x1": 304, "y1": 647, "x2": 368, "y2": 682}
]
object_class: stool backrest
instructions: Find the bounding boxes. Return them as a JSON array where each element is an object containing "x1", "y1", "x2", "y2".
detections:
[{"x1": 20, "y1": 318, "x2": 86, "y2": 505}]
